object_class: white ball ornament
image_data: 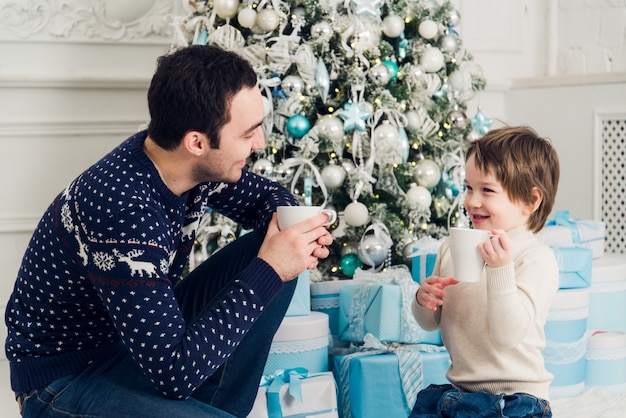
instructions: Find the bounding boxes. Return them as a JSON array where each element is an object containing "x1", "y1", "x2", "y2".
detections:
[
  {"x1": 321, "y1": 162, "x2": 346, "y2": 189},
  {"x1": 382, "y1": 15, "x2": 405, "y2": 38},
  {"x1": 262, "y1": 96, "x2": 273, "y2": 117},
  {"x1": 344, "y1": 201, "x2": 369, "y2": 227},
  {"x1": 414, "y1": 159, "x2": 441, "y2": 189},
  {"x1": 256, "y1": 8, "x2": 280, "y2": 32},
  {"x1": 404, "y1": 110, "x2": 421, "y2": 132},
  {"x1": 406, "y1": 183, "x2": 432, "y2": 210},
  {"x1": 214, "y1": 0, "x2": 240, "y2": 19},
  {"x1": 315, "y1": 115, "x2": 344, "y2": 142},
  {"x1": 420, "y1": 47, "x2": 445, "y2": 73},
  {"x1": 447, "y1": 70, "x2": 467, "y2": 91},
  {"x1": 418, "y1": 20, "x2": 439, "y2": 39},
  {"x1": 237, "y1": 8, "x2": 257, "y2": 28}
]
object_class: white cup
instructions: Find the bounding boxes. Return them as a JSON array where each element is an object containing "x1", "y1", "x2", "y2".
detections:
[
  {"x1": 276, "y1": 206, "x2": 337, "y2": 230},
  {"x1": 448, "y1": 227, "x2": 491, "y2": 282}
]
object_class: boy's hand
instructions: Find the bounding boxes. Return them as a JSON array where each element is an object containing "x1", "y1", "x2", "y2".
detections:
[
  {"x1": 479, "y1": 229, "x2": 512, "y2": 268},
  {"x1": 416, "y1": 276, "x2": 459, "y2": 311}
]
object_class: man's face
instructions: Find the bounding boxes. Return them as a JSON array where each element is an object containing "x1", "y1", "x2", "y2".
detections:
[{"x1": 193, "y1": 85, "x2": 266, "y2": 183}]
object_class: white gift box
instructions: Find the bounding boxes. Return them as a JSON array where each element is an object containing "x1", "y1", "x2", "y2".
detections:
[{"x1": 248, "y1": 371, "x2": 338, "y2": 418}]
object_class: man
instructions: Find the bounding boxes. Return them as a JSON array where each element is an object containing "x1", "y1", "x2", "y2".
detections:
[{"x1": 5, "y1": 45, "x2": 333, "y2": 417}]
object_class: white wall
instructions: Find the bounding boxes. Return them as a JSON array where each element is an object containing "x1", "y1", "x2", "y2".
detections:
[{"x1": 0, "y1": 0, "x2": 624, "y2": 360}]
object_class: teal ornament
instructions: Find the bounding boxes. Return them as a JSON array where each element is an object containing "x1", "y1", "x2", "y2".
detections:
[
  {"x1": 350, "y1": 0, "x2": 383, "y2": 18},
  {"x1": 286, "y1": 114, "x2": 311, "y2": 138},
  {"x1": 315, "y1": 58, "x2": 330, "y2": 103},
  {"x1": 340, "y1": 253, "x2": 363, "y2": 277},
  {"x1": 382, "y1": 60, "x2": 399, "y2": 81},
  {"x1": 433, "y1": 81, "x2": 450, "y2": 99},
  {"x1": 194, "y1": 29, "x2": 208, "y2": 45},
  {"x1": 339, "y1": 101, "x2": 370, "y2": 132},
  {"x1": 471, "y1": 107, "x2": 493, "y2": 135},
  {"x1": 395, "y1": 33, "x2": 408, "y2": 60}
]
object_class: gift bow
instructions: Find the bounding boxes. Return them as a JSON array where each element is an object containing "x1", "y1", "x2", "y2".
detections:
[{"x1": 260, "y1": 367, "x2": 309, "y2": 418}]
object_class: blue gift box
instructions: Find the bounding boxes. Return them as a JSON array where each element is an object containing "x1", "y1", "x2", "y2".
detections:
[
  {"x1": 285, "y1": 270, "x2": 311, "y2": 316},
  {"x1": 411, "y1": 254, "x2": 437, "y2": 284},
  {"x1": 338, "y1": 283, "x2": 441, "y2": 345},
  {"x1": 311, "y1": 280, "x2": 353, "y2": 336},
  {"x1": 585, "y1": 331, "x2": 626, "y2": 392},
  {"x1": 333, "y1": 349, "x2": 451, "y2": 418},
  {"x1": 552, "y1": 247, "x2": 592, "y2": 289}
]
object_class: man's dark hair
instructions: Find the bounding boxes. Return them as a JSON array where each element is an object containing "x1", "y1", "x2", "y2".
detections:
[{"x1": 147, "y1": 45, "x2": 258, "y2": 150}]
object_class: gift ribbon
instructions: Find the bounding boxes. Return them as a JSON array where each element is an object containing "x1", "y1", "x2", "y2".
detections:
[
  {"x1": 260, "y1": 368, "x2": 308, "y2": 418},
  {"x1": 546, "y1": 211, "x2": 582, "y2": 243},
  {"x1": 337, "y1": 333, "x2": 447, "y2": 418},
  {"x1": 282, "y1": 157, "x2": 329, "y2": 208},
  {"x1": 350, "y1": 265, "x2": 420, "y2": 343}
]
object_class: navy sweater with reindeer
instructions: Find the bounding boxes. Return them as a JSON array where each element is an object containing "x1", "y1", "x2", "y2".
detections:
[{"x1": 5, "y1": 130, "x2": 297, "y2": 397}]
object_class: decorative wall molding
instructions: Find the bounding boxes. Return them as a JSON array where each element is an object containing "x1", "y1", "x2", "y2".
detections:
[
  {"x1": 512, "y1": 72, "x2": 626, "y2": 89},
  {"x1": 0, "y1": 0, "x2": 180, "y2": 43},
  {"x1": 0, "y1": 119, "x2": 147, "y2": 138},
  {"x1": 0, "y1": 75, "x2": 151, "y2": 89},
  {"x1": 0, "y1": 216, "x2": 39, "y2": 233}
]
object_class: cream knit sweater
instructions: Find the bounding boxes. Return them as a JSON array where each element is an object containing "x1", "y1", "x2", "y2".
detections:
[{"x1": 412, "y1": 226, "x2": 559, "y2": 401}]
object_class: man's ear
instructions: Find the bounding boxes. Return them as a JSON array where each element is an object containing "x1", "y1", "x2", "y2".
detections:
[
  {"x1": 183, "y1": 131, "x2": 205, "y2": 157},
  {"x1": 529, "y1": 187, "x2": 543, "y2": 213}
]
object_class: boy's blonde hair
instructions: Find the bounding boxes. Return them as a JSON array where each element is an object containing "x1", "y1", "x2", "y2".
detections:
[{"x1": 465, "y1": 126, "x2": 560, "y2": 233}]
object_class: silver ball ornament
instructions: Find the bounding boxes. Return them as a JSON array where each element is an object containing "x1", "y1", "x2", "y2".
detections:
[
  {"x1": 368, "y1": 63, "x2": 391, "y2": 85},
  {"x1": 315, "y1": 115, "x2": 344, "y2": 142},
  {"x1": 273, "y1": 163, "x2": 295, "y2": 184},
  {"x1": 311, "y1": 21, "x2": 333, "y2": 41},
  {"x1": 358, "y1": 235, "x2": 389, "y2": 267},
  {"x1": 405, "y1": 110, "x2": 421, "y2": 132},
  {"x1": 281, "y1": 75, "x2": 304, "y2": 96},
  {"x1": 438, "y1": 33, "x2": 458, "y2": 53},
  {"x1": 251, "y1": 158, "x2": 274, "y2": 177},
  {"x1": 447, "y1": 9, "x2": 461, "y2": 27},
  {"x1": 447, "y1": 109, "x2": 469, "y2": 130}
]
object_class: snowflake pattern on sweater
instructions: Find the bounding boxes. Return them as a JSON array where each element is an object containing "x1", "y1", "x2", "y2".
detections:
[{"x1": 5, "y1": 130, "x2": 296, "y2": 398}]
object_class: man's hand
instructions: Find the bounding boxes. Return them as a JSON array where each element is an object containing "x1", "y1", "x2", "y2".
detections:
[{"x1": 258, "y1": 213, "x2": 333, "y2": 282}]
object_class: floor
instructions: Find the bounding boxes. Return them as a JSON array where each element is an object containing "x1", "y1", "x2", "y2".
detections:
[{"x1": 0, "y1": 361, "x2": 19, "y2": 417}]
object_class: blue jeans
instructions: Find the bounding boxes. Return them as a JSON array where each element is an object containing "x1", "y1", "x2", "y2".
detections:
[
  {"x1": 408, "y1": 384, "x2": 552, "y2": 418},
  {"x1": 19, "y1": 231, "x2": 296, "y2": 418}
]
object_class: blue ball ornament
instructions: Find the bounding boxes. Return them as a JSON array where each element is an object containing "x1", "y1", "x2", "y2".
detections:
[
  {"x1": 340, "y1": 253, "x2": 363, "y2": 277},
  {"x1": 286, "y1": 114, "x2": 311, "y2": 138},
  {"x1": 382, "y1": 60, "x2": 399, "y2": 81}
]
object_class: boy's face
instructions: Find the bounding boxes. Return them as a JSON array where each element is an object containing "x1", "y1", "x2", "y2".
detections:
[{"x1": 463, "y1": 154, "x2": 533, "y2": 232}]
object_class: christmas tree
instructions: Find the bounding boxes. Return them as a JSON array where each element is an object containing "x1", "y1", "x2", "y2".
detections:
[{"x1": 172, "y1": 0, "x2": 488, "y2": 278}]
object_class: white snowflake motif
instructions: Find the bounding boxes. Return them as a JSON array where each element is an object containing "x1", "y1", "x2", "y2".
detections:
[
  {"x1": 61, "y1": 202, "x2": 73, "y2": 232},
  {"x1": 93, "y1": 251, "x2": 116, "y2": 271},
  {"x1": 160, "y1": 258, "x2": 169, "y2": 275}
]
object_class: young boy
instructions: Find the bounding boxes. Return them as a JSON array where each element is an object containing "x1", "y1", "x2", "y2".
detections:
[{"x1": 411, "y1": 126, "x2": 560, "y2": 417}]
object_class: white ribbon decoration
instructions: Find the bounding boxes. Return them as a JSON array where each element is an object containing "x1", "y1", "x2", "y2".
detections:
[{"x1": 282, "y1": 157, "x2": 329, "y2": 207}]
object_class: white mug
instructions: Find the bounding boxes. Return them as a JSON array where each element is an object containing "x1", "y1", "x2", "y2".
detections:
[
  {"x1": 448, "y1": 227, "x2": 490, "y2": 282},
  {"x1": 276, "y1": 206, "x2": 337, "y2": 230}
]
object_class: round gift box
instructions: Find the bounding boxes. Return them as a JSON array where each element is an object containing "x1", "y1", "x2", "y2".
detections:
[
  {"x1": 585, "y1": 331, "x2": 626, "y2": 394},
  {"x1": 589, "y1": 255, "x2": 626, "y2": 333},
  {"x1": 263, "y1": 311, "x2": 329, "y2": 376},
  {"x1": 543, "y1": 287, "x2": 590, "y2": 399}
]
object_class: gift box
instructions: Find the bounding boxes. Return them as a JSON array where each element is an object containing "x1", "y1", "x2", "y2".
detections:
[
  {"x1": 407, "y1": 236, "x2": 442, "y2": 283},
  {"x1": 263, "y1": 311, "x2": 330, "y2": 376},
  {"x1": 285, "y1": 270, "x2": 311, "y2": 317},
  {"x1": 249, "y1": 369, "x2": 338, "y2": 418},
  {"x1": 552, "y1": 247, "x2": 593, "y2": 289},
  {"x1": 585, "y1": 331, "x2": 626, "y2": 394},
  {"x1": 542, "y1": 211, "x2": 606, "y2": 259},
  {"x1": 310, "y1": 279, "x2": 353, "y2": 336},
  {"x1": 333, "y1": 343, "x2": 450, "y2": 418},
  {"x1": 589, "y1": 255, "x2": 626, "y2": 333},
  {"x1": 543, "y1": 288, "x2": 590, "y2": 399},
  {"x1": 338, "y1": 267, "x2": 441, "y2": 345}
]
